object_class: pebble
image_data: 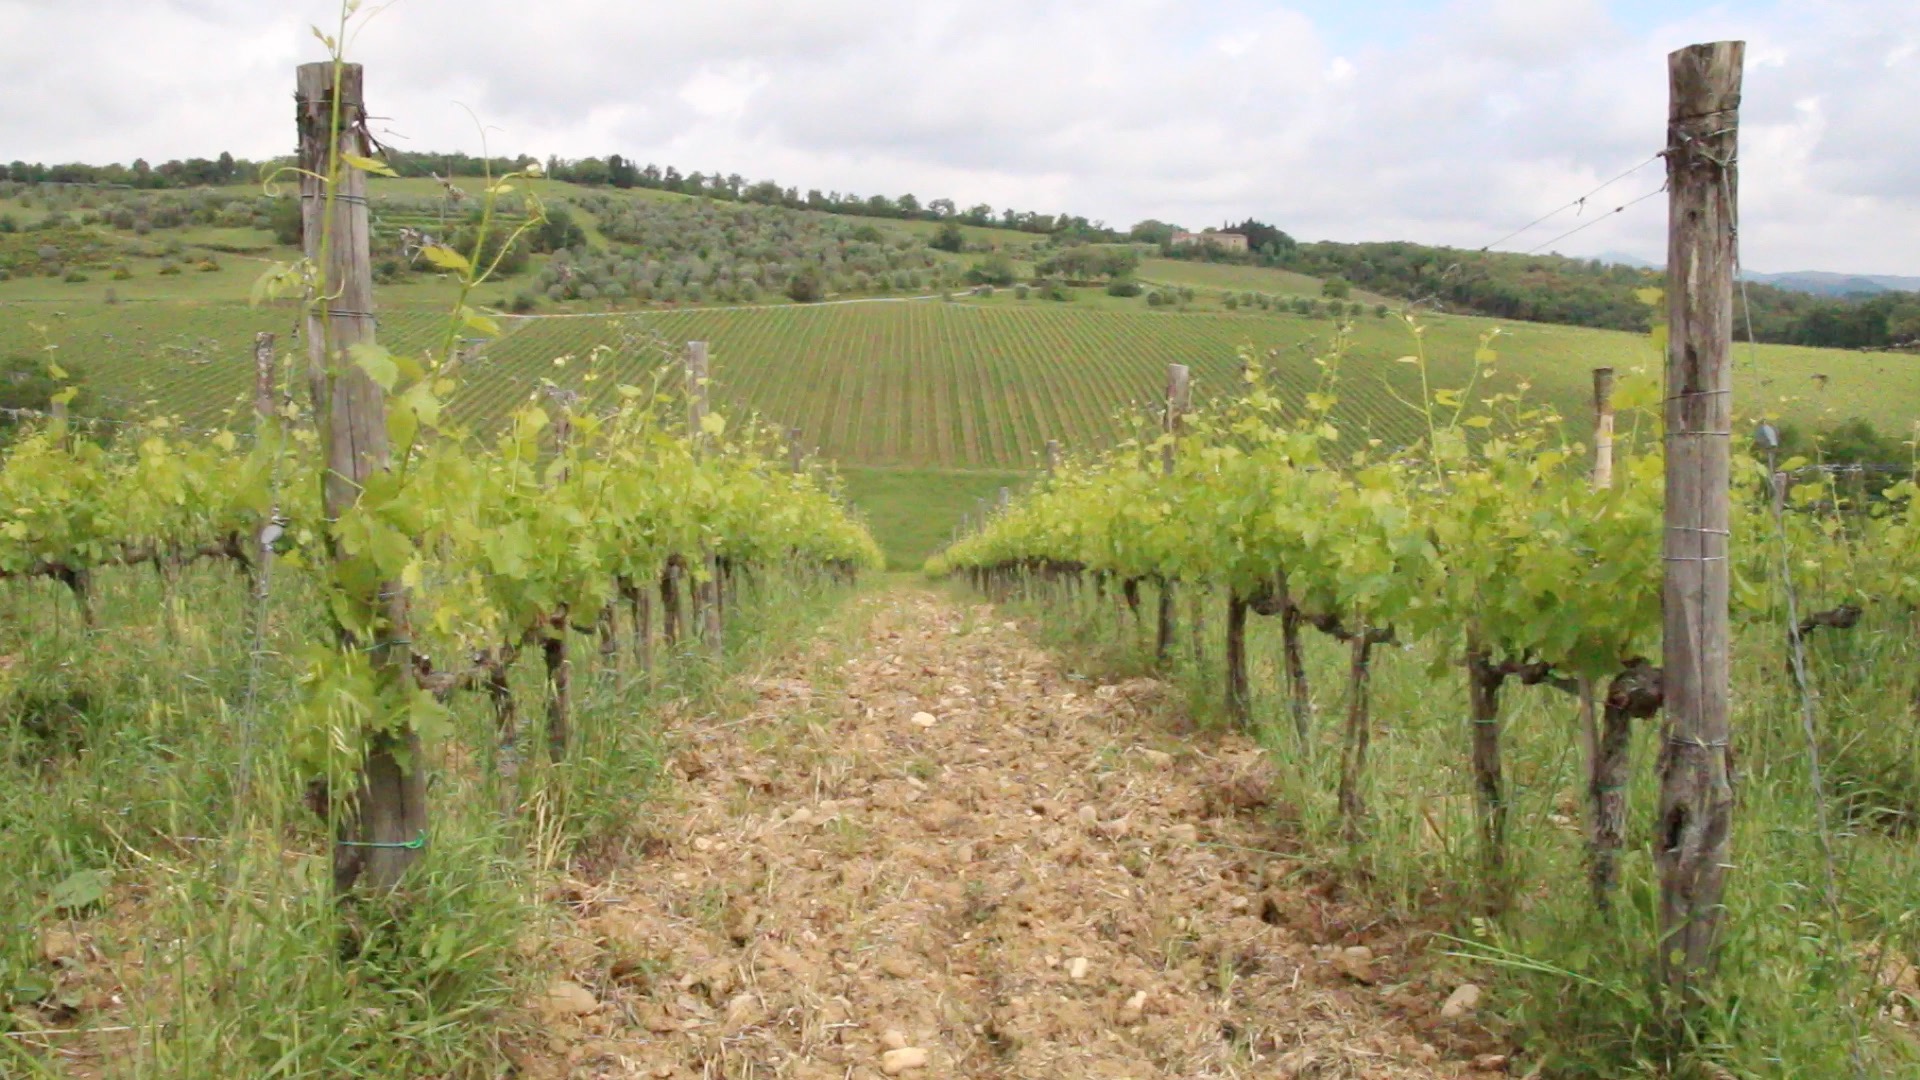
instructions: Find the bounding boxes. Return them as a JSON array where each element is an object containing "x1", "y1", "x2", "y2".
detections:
[
  {"x1": 1067, "y1": 956, "x2": 1090, "y2": 979},
  {"x1": 880, "y1": 1029, "x2": 909, "y2": 1051},
  {"x1": 1334, "y1": 945, "x2": 1375, "y2": 982},
  {"x1": 910, "y1": 711, "x2": 937, "y2": 728},
  {"x1": 1119, "y1": 990, "x2": 1149, "y2": 1025},
  {"x1": 881, "y1": 1046, "x2": 930, "y2": 1074},
  {"x1": 1139, "y1": 748, "x2": 1173, "y2": 767},
  {"x1": 725, "y1": 992, "x2": 764, "y2": 1029},
  {"x1": 545, "y1": 979, "x2": 599, "y2": 1016},
  {"x1": 1077, "y1": 805, "x2": 1099, "y2": 827},
  {"x1": 40, "y1": 929, "x2": 79, "y2": 964},
  {"x1": 1473, "y1": 1053, "x2": 1510, "y2": 1072},
  {"x1": 879, "y1": 953, "x2": 917, "y2": 979},
  {"x1": 1441, "y1": 982, "x2": 1483, "y2": 1020}
]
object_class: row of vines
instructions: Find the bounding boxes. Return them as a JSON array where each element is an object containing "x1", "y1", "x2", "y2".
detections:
[{"x1": 932, "y1": 324, "x2": 1918, "y2": 942}]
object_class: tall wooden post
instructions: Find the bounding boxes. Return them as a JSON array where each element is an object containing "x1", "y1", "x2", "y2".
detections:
[
  {"x1": 250, "y1": 331, "x2": 280, "y2": 596},
  {"x1": 298, "y1": 60, "x2": 425, "y2": 893},
  {"x1": 1657, "y1": 40, "x2": 1742, "y2": 995},
  {"x1": 686, "y1": 342, "x2": 723, "y2": 651},
  {"x1": 1045, "y1": 439, "x2": 1061, "y2": 475},
  {"x1": 544, "y1": 387, "x2": 575, "y2": 762},
  {"x1": 788, "y1": 426, "x2": 805, "y2": 474},
  {"x1": 1155, "y1": 364, "x2": 1190, "y2": 664}
]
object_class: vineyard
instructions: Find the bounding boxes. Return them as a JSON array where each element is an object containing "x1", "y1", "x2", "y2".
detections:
[
  {"x1": 930, "y1": 333, "x2": 1920, "y2": 1074},
  {"x1": 6, "y1": 298, "x2": 1911, "y2": 471},
  {"x1": 5, "y1": 26, "x2": 1919, "y2": 1079}
]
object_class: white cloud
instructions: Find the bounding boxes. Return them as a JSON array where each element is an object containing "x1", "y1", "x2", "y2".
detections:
[{"x1": 0, "y1": 0, "x2": 1915, "y2": 273}]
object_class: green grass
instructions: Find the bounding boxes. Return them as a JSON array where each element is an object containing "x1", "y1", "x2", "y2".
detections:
[{"x1": 836, "y1": 466, "x2": 1032, "y2": 569}]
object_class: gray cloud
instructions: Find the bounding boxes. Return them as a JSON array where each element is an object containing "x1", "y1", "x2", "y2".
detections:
[{"x1": 1, "y1": 0, "x2": 1915, "y2": 273}]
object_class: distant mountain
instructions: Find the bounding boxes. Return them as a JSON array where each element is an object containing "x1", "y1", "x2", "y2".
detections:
[
  {"x1": 1593, "y1": 254, "x2": 1920, "y2": 297},
  {"x1": 1595, "y1": 250, "x2": 1658, "y2": 269},
  {"x1": 1739, "y1": 270, "x2": 1920, "y2": 298}
]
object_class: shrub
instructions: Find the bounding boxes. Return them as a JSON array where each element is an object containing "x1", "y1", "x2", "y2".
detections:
[
  {"x1": 269, "y1": 197, "x2": 302, "y2": 246},
  {"x1": 0, "y1": 214, "x2": 16, "y2": 234},
  {"x1": 1105, "y1": 278, "x2": 1142, "y2": 298},
  {"x1": 508, "y1": 291, "x2": 539, "y2": 314},
  {"x1": 111, "y1": 264, "x2": 132, "y2": 280},
  {"x1": 964, "y1": 255, "x2": 1016, "y2": 287},
  {"x1": 786, "y1": 265, "x2": 826, "y2": 303},
  {"x1": 1146, "y1": 290, "x2": 1166, "y2": 307},
  {"x1": 103, "y1": 287, "x2": 118, "y2": 305},
  {"x1": 1040, "y1": 279, "x2": 1072, "y2": 302},
  {"x1": 930, "y1": 220, "x2": 964, "y2": 253},
  {"x1": 196, "y1": 258, "x2": 220, "y2": 272},
  {"x1": 63, "y1": 268, "x2": 89, "y2": 283},
  {"x1": 1223, "y1": 295, "x2": 1239, "y2": 310},
  {"x1": 157, "y1": 260, "x2": 182, "y2": 276},
  {"x1": 1321, "y1": 275, "x2": 1351, "y2": 299},
  {"x1": 1374, "y1": 303, "x2": 1390, "y2": 318}
]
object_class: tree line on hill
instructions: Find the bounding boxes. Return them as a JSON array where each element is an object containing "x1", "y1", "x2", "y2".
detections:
[
  {"x1": 1, "y1": 154, "x2": 253, "y2": 189},
  {"x1": 1156, "y1": 225, "x2": 1920, "y2": 351},
  {"x1": 9, "y1": 151, "x2": 1916, "y2": 350}
]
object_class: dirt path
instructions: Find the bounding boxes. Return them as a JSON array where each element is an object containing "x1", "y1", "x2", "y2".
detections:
[{"x1": 527, "y1": 590, "x2": 1501, "y2": 1078}]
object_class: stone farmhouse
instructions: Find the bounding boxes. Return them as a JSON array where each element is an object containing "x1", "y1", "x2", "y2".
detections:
[{"x1": 1169, "y1": 229, "x2": 1249, "y2": 252}]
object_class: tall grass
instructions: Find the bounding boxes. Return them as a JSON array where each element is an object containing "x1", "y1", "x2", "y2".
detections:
[{"x1": 1, "y1": 560, "x2": 855, "y2": 1077}]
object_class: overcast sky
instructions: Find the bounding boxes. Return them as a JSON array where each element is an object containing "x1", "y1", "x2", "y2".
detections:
[{"x1": 3, "y1": 0, "x2": 1916, "y2": 274}]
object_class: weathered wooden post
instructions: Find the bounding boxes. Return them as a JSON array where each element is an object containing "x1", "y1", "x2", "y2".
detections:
[
  {"x1": 686, "y1": 341, "x2": 723, "y2": 651},
  {"x1": 298, "y1": 60, "x2": 425, "y2": 893},
  {"x1": 544, "y1": 387, "x2": 575, "y2": 762},
  {"x1": 1155, "y1": 364, "x2": 1190, "y2": 664},
  {"x1": 788, "y1": 426, "x2": 805, "y2": 475},
  {"x1": 1045, "y1": 439, "x2": 1061, "y2": 475},
  {"x1": 1657, "y1": 39, "x2": 1742, "y2": 995},
  {"x1": 250, "y1": 331, "x2": 280, "y2": 602},
  {"x1": 1584, "y1": 366, "x2": 1628, "y2": 907}
]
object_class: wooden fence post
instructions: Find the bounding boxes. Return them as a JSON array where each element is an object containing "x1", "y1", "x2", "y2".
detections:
[
  {"x1": 1155, "y1": 364, "x2": 1190, "y2": 664},
  {"x1": 1583, "y1": 366, "x2": 1624, "y2": 907},
  {"x1": 788, "y1": 426, "x2": 805, "y2": 475},
  {"x1": 1045, "y1": 439, "x2": 1061, "y2": 475},
  {"x1": 686, "y1": 342, "x2": 723, "y2": 651},
  {"x1": 1657, "y1": 39, "x2": 1743, "y2": 995},
  {"x1": 250, "y1": 331, "x2": 280, "y2": 596},
  {"x1": 544, "y1": 387, "x2": 575, "y2": 762},
  {"x1": 298, "y1": 59, "x2": 425, "y2": 893}
]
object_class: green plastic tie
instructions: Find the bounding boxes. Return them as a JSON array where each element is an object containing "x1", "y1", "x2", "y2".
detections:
[{"x1": 338, "y1": 830, "x2": 426, "y2": 850}]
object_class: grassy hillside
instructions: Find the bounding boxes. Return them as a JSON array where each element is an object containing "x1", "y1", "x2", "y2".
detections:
[
  {"x1": 10, "y1": 297, "x2": 1907, "y2": 456},
  {"x1": 1137, "y1": 257, "x2": 1362, "y2": 300}
]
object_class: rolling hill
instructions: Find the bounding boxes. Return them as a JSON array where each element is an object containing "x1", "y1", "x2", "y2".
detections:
[{"x1": 5, "y1": 292, "x2": 1910, "y2": 565}]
